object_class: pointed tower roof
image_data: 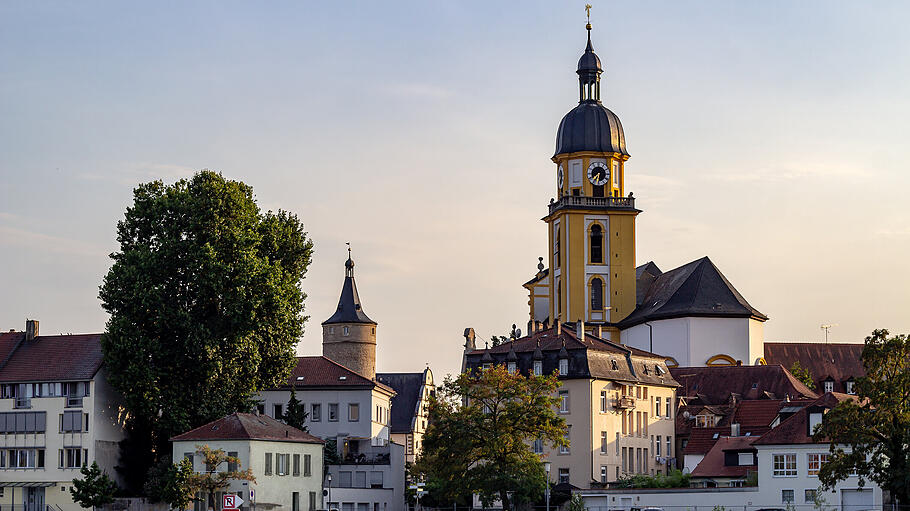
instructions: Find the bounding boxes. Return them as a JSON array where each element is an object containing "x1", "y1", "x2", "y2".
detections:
[{"x1": 322, "y1": 249, "x2": 376, "y2": 325}]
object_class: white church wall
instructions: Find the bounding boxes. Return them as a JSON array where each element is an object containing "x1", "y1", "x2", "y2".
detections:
[
  {"x1": 749, "y1": 319, "x2": 765, "y2": 365},
  {"x1": 621, "y1": 318, "x2": 692, "y2": 366},
  {"x1": 621, "y1": 317, "x2": 759, "y2": 366}
]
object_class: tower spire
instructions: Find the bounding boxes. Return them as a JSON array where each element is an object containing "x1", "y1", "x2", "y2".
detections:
[{"x1": 345, "y1": 242, "x2": 355, "y2": 277}]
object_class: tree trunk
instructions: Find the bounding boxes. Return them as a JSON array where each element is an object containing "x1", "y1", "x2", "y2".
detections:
[{"x1": 498, "y1": 488, "x2": 511, "y2": 511}]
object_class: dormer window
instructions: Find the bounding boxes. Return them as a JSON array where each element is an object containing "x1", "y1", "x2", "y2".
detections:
[
  {"x1": 533, "y1": 360, "x2": 542, "y2": 376},
  {"x1": 559, "y1": 358, "x2": 568, "y2": 375},
  {"x1": 845, "y1": 380, "x2": 855, "y2": 394},
  {"x1": 343, "y1": 326, "x2": 350, "y2": 336},
  {"x1": 823, "y1": 380, "x2": 834, "y2": 393},
  {"x1": 507, "y1": 361, "x2": 517, "y2": 374},
  {"x1": 611, "y1": 360, "x2": 619, "y2": 371},
  {"x1": 482, "y1": 363, "x2": 492, "y2": 371}
]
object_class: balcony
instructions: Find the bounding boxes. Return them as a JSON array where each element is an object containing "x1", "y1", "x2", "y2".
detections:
[
  {"x1": 330, "y1": 445, "x2": 391, "y2": 466},
  {"x1": 548, "y1": 195, "x2": 637, "y2": 215},
  {"x1": 614, "y1": 396, "x2": 635, "y2": 409}
]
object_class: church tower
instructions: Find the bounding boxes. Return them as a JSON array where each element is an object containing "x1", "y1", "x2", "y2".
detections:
[
  {"x1": 543, "y1": 20, "x2": 639, "y2": 340},
  {"x1": 322, "y1": 249, "x2": 377, "y2": 379}
]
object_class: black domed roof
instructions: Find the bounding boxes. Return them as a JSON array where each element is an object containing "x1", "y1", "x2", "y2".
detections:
[{"x1": 555, "y1": 102, "x2": 628, "y2": 157}]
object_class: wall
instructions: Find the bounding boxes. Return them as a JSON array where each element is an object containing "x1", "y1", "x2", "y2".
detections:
[
  {"x1": 325, "y1": 441, "x2": 405, "y2": 511},
  {"x1": 622, "y1": 317, "x2": 761, "y2": 367},
  {"x1": 322, "y1": 323, "x2": 377, "y2": 380}
]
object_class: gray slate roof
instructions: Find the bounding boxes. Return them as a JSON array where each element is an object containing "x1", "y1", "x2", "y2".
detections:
[
  {"x1": 323, "y1": 274, "x2": 375, "y2": 325},
  {"x1": 620, "y1": 257, "x2": 767, "y2": 329},
  {"x1": 376, "y1": 372, "x2": 426, "y2": 434}
]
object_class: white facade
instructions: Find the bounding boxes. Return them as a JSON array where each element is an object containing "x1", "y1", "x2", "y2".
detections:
[
  {"x1": 0, "y1": 367, "x2": 125, "y2": 511},
  {"x1": 755, "y1": 443, "x2": 882, "y2": 510},
  {"x1": 622, "y1": 317, "x2": 765, "y2": 367},
  {"x1": 325, "y1": 441, "x2": 405, "y2": 511},
  {"x1": 172, "y1": 437, "x2": 323, "y2": 511}
]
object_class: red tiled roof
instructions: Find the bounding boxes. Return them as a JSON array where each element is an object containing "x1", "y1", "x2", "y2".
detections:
[
  {"x1": 733, "y1": 399, "x2": 786, "y2": 427},
  {"x1": 690, "y1": 436, "x2": 758, "y2": 478},
  {"x1": 0, "y1": 332, "x2": 103, "y2": 382},
  {"x1": 764, "y1": 342, "x2": 864, "y2": 394},
  {"x1": 171, "y1": 412, "x2": 324, "y2": 443},
  {"x1": 753, "y1": 392, "x2": 857, "y2": 446},
  {"x1": 671, "y1": 365, "x2": 818, "y2": 404},
  {"x1": 679, "y1": 400, "x2": 782, "y2": 454},
  {"x1": 283, "y1": 356, "x2": 394, "y2": 394}
]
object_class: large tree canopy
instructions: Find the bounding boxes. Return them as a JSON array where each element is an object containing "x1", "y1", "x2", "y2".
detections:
[
  {"x1": 99, "y1": 170, "x2": 313, "y2": 473},
  {"x1": 813, "y1": 329, "x2": 910, "y2": 506},
  {"x1": 412, "y1": 365, "x2": 567, "y2": 511}
]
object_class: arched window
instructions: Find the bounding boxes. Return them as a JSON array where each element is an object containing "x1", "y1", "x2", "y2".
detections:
[
  {"x1": 590, "y1": 224, "x2": 603, "y2": 263},
  {"x1": 555, "y1": 227, "x2": 561, "y2": 266},
  {"x1": 557, "y1": 279, "x2": 562, "y2": 315},
  {"x1": 591, "y1": 278, "x2": 603, "y2": 311}
]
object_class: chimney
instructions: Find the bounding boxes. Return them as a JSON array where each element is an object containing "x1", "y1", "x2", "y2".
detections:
[
  {"x1": 555, "y1": 322, "x2": 561, "y2": 335},
  {"x1": 593, "y1": 325, "x2": 602, "y2": 338},
  {"x1": 576, "y1": 320, "x2": 584, "y2": 340},
  {"x1": 25, "y1": 320, "x2": 38, "y2": 341},
  {"x1": 463, "y1": 328, "x2": 476, "y2": 350},
  {"x1": 731, "y1": 423, "x2": 741, "y2": 437}
]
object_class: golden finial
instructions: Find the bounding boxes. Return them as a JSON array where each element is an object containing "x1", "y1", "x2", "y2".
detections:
[{"x1": 585, "y1": 4, "x2": 592, "y2": 28}]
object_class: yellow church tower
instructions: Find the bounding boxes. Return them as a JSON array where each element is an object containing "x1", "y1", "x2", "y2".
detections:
[{"x1": 542, "y1": 20, "x2": 639, "y2": 340}]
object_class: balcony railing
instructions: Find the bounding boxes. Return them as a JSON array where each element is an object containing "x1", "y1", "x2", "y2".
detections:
[
  {"x1": 331, "y1": 451, "x2": 391, "y2": 466},
  {"x1": 66, "y1": 396, "x2": 84, "y2": 408},
  {"x1": 614, "y1": 396, "x2": 635, "y2": 409},
  {"x1": 548, "y1": 194, "x2": 636, "y2": 215},
  {"x1": 14, "y1": 397, "x2": 31, "y2": 409}
]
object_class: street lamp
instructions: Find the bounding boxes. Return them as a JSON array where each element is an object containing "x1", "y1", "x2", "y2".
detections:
[
  {"x1": 544, "y1": 462, "x2": 551, "y2": 511},
  {"x1": 327, "y1": 473, "x2": 332, "y2": 511}
]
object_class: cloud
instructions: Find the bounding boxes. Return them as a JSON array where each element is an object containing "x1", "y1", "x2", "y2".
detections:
[{"x1": 0, "y1": 225, "x2": 109, "y2": 258}]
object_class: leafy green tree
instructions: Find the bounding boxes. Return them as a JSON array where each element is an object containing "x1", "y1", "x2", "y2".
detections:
[
  {"x1": 70, "y1": 461, "x2": 119, "y2": 510},
  {"x1": 99, "y1": 171, "x2": 313, "y2": 482},
  {"x1": 282, "y1": 390, "x2": 309, "y2": 431},
  {"x1": 813, "y1": 329, "x2": 910, "y2": 506},
  {"x1": 490, "y1": 335, "x2": 508, "y2": 347},
  {"x1": 190, "y1": 445, "x2": 255, "y2": 511},
  {"x1": 789, "y1": 360, "x2": 815, "y2": 389},
  {"x1": 412, "y1": 365, "x2": 567, "y2": 511},
  {"x1": 145, "y1": 457, "x2": 196, "y2": 510},
  {"x1": 567, "y1": 494, "x2": 588, "y2": 511}
]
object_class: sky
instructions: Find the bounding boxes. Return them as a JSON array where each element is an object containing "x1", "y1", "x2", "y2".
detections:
[{"x1": 2, "y1": 2, "x2": 909, "y2": 380}]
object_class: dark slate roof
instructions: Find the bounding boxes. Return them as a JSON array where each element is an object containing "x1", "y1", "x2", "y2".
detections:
[
  {"x1": 555, "y1": 102, "x2": 628, "y2": 157},
  {"x1": 376, "y1": 372, "x2": 427, "y2": 434},
  {"x1": 690, "y1": 436, "x2": 758, "y2": 478},
  {"x1": 282, "y1": 356, "x2": 394, "y2": 394},
  {"x1": 171, "y1": 412, "x2": 324, "y2": 444},
  {"x1": 635, "y1": 261, "x2": 662, "y2": 306},
  {"x1": 671, "y1": 365, "x2": 817, "y2": 405},
  {"x1": 619, "y1": 257, "x2": 768, "y2": 329},
  {"x1": 753, "y1": 393, "x2": 856, "y2": 446},
  {"x1": 763, "y1": 342, "x2": 864, "y2": 394},
  {"x1": 0, "y1": 332, "x2": 104, "y2": 382},
  {"x1": 465, "y1": 324, "x2": 678, "y2": 387},
  {"x1": 323, "y1": 273, "x2": 375, "y2": 325},
  {"x1": 523, "y1": 268, "x2": 549, "y2": 287}
]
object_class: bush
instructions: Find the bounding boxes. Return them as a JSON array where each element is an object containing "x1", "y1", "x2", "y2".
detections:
[{"x1": 613, "y1": 469, "x2": 690, "y2": 488}]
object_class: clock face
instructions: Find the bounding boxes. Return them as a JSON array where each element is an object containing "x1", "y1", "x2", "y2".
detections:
[
  {"x1": 557, "y1": 165, "x2": 565, "y2": 189},
  {"x1": 587, "y1": 162, "x2": 610, "y2": 186}
]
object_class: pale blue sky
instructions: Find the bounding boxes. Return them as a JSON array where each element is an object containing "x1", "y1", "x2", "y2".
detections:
[{"x1": 2, "y1": 2, "x2": 909, "y2": 378}]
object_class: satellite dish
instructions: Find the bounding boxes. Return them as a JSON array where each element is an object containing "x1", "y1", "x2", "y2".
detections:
[
  {"x1": 515, "y1": 329, "x2": 522, "y2": 338},
  {"x1": 683, "y1": 411, "x2": 691, "y2": 419}
]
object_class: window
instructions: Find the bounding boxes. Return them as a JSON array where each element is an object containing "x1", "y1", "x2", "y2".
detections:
[
  {"x1": 824, "y1": 380, "x2": 834, "y2": 393},
  {"x1": 558, "y1": 468, "x2": 570, "y2": 484},
  {"x1": 666, "y1": 399, "x2": 671, "y2": 419},
  {"x1": 273, "y1": 404, "x2": 283, "y2": 419},
  {"x1": 695, "y1": 414, "x2": 712, "y2": 428},
  {"x1": 557, "y1": 280, "x2": 562, "y2": 315},
  {"x1": 590, "y1": 224, "x2": 603, "y2": 263},
  {"x1": 507, "y1": 361, "x2": 516, "y2": 373},
  {"x1": 590, "y1": 278, "x2": 603, "y2": 310},
  {"x1": 0, "y1": 412, "x2": 46, "y2": 433},
  {"x1": 656, "y1": 435, "x2": 661, "y2": 456},
  {"x1": 343, "y1": 326, "x2": 350, "y2": 336},
  {"x1": 60, "y1": 411, "x2": 83, "y2": 432},
  {"x1": 773, "y1": 454, "x2": 797, "y2": 476},
  {"x1": 636, "y1": 386, "x2": 641, "y2": 399},
  {"x1": 655, "y1": 397, "x2": 661, "y2": 417},
  {"x1": 533, "y1": 360, "x2": 542, "y2": 376},
  {"x1": 555, "y1": 227, "x2": 561, "y2": 267},
  {"x1": 644, "y1": 412, "x2": 648, "y2": 436},
  {"x1": 276, "y1": 453, "x2": 290, "y2": 476},
  {"x1": 621, "y1": 411, "x2": 627, "y2": 435},
  {"x1": 328, "y1": 403, "x2": 339, "y2": 421},
  {"x1": 311, "y1": 404, "x2": 321, "y2": 422},
  {"x1": 808, "y1": 453, "x2": 829, "y2": 476},
  {"x1": 805, "y1": 489, "x2": 818, "y2": 503},
  {"x1": 264, "y1": 453, "x2": 273, "y2": 475},
  {"x1": 621, "y1": 447, "x2": 627, "y2": 472},
  {"x1": 349, "y1": 403, "x2": 359, "y2": 422},
  {"x1": 560, "y1": 427, "x2": 570, "y2": 454},
  {"x1": 292, "y1": 491, "x2": 300, "y2": 511},
  {"x1": 666, "y1": 437, "x2": 671, "y2": 458},
  {"x1": 9, "y1": 448, "x2": 44, "y2": 468},
  {"x1": 558, "y1": 358, "x2": 568, "y2": 375},
  {"x1": 60, "y1": 448, "x2": 84, "y2": 469},
  {"x1": 600, "y1": 465, "x2": 608, "y2": 483},
  {"x1": 559, "y1": 391, "x2": 569, "y2": 413},
  {"x1": 738, "y1": 452, "x2": 754, "y2": 466},
  {"x1": 304, "y1": 454, "x2": 312, "y2": 476},
  {"x1": 600, "y1": 391, "x2": 607, "y2": 412},
  {"x1": 292, "y1": 454, "x2": 300, "y2": 476},
  {"x1": 370, "y1": 471, "x2": 383, "y2": 488},
  {"x1": 846, "y1": 380, "x2": 855, "y2": 394},
  {"x1": 309, "y1": 492, "x2": 317, "y2": 511},
  {"x1": 600, "y1": 431, "x2": 608, "y2": 453},
  {"x1": 644, "y1": 448, "x2": 649, "y2": 472},
  {"x1": 782, "y1": 489, "x2": 795, "y2": 503},
  {"x1": 532, "y1": 438, "x2": 543, "y2": 454},
  {"x1": 228, "y1": 451, "x2": 238, "y2": 472}
]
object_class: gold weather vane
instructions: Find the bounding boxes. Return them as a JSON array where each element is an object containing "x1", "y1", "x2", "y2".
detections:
[
  {"x1": 585, "y1": 4, "x2": 592, "y2": 24},
  {"x1": 346, "y1": 242, "x2": 351, "y2": 258}
]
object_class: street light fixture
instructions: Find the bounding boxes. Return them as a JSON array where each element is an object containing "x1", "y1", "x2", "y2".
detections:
[
  {"x1": 544, "y1": 461, "x2": 551, "y2": 511},
  {"x1": 327, "y1": 473, "x2": 333, "y2": 511}
]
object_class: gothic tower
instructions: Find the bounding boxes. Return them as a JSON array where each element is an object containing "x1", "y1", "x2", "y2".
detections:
[
  {"x1": 322, "y1": 250, "x2": 377, "y2": 379},
  {"x1": 543, "y1": 21, "x2": 640, "y2": 340}
]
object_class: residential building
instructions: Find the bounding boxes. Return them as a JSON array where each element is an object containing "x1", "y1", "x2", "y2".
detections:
[
  {"x1": 688, "y1": 436, "x2": 758, "y2": 488},
  {"x1": 753, "y1": 392, "x2": 883, "y2": 510},
  {"x1": 375, "y1": 368, "x2": 435, "y2": 465},
  {"x1": 764, "y1": 342, "x2": 864, "y2": 395},
  {"x1": 462, "y1": 321, "x2": 679, "y2": 488},
  {"x1": 0, "y1": 321, "x2": 125, "y2": 511},
  {"x1": 171, "y1": 412, "x2": 324, "y2": 511}
]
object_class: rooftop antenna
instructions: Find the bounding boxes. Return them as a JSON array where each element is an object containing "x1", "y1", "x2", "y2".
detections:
[{"x1": 820, "y1": 323, "x2": 838, "y2": 344}]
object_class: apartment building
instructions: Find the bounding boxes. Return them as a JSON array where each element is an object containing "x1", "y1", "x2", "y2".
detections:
[
  {"x1": 462, "y1": 322, "x2": 679, "y2": 489},
  {"x1": 0, "y1": 321, "x2": 125, "y2": 511}
]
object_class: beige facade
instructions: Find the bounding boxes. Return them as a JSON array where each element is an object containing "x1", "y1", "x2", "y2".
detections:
[{"x1": 543, "y1": 377, "x2": 676, "y2": 488}]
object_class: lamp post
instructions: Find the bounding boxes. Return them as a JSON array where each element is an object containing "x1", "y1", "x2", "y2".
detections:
[
  {"x1": 327, "y1": 473, "x2": 332, "y2": 511},
  {"x1": 544, "y1": 461, "x2": 551, "y2": 511}
]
